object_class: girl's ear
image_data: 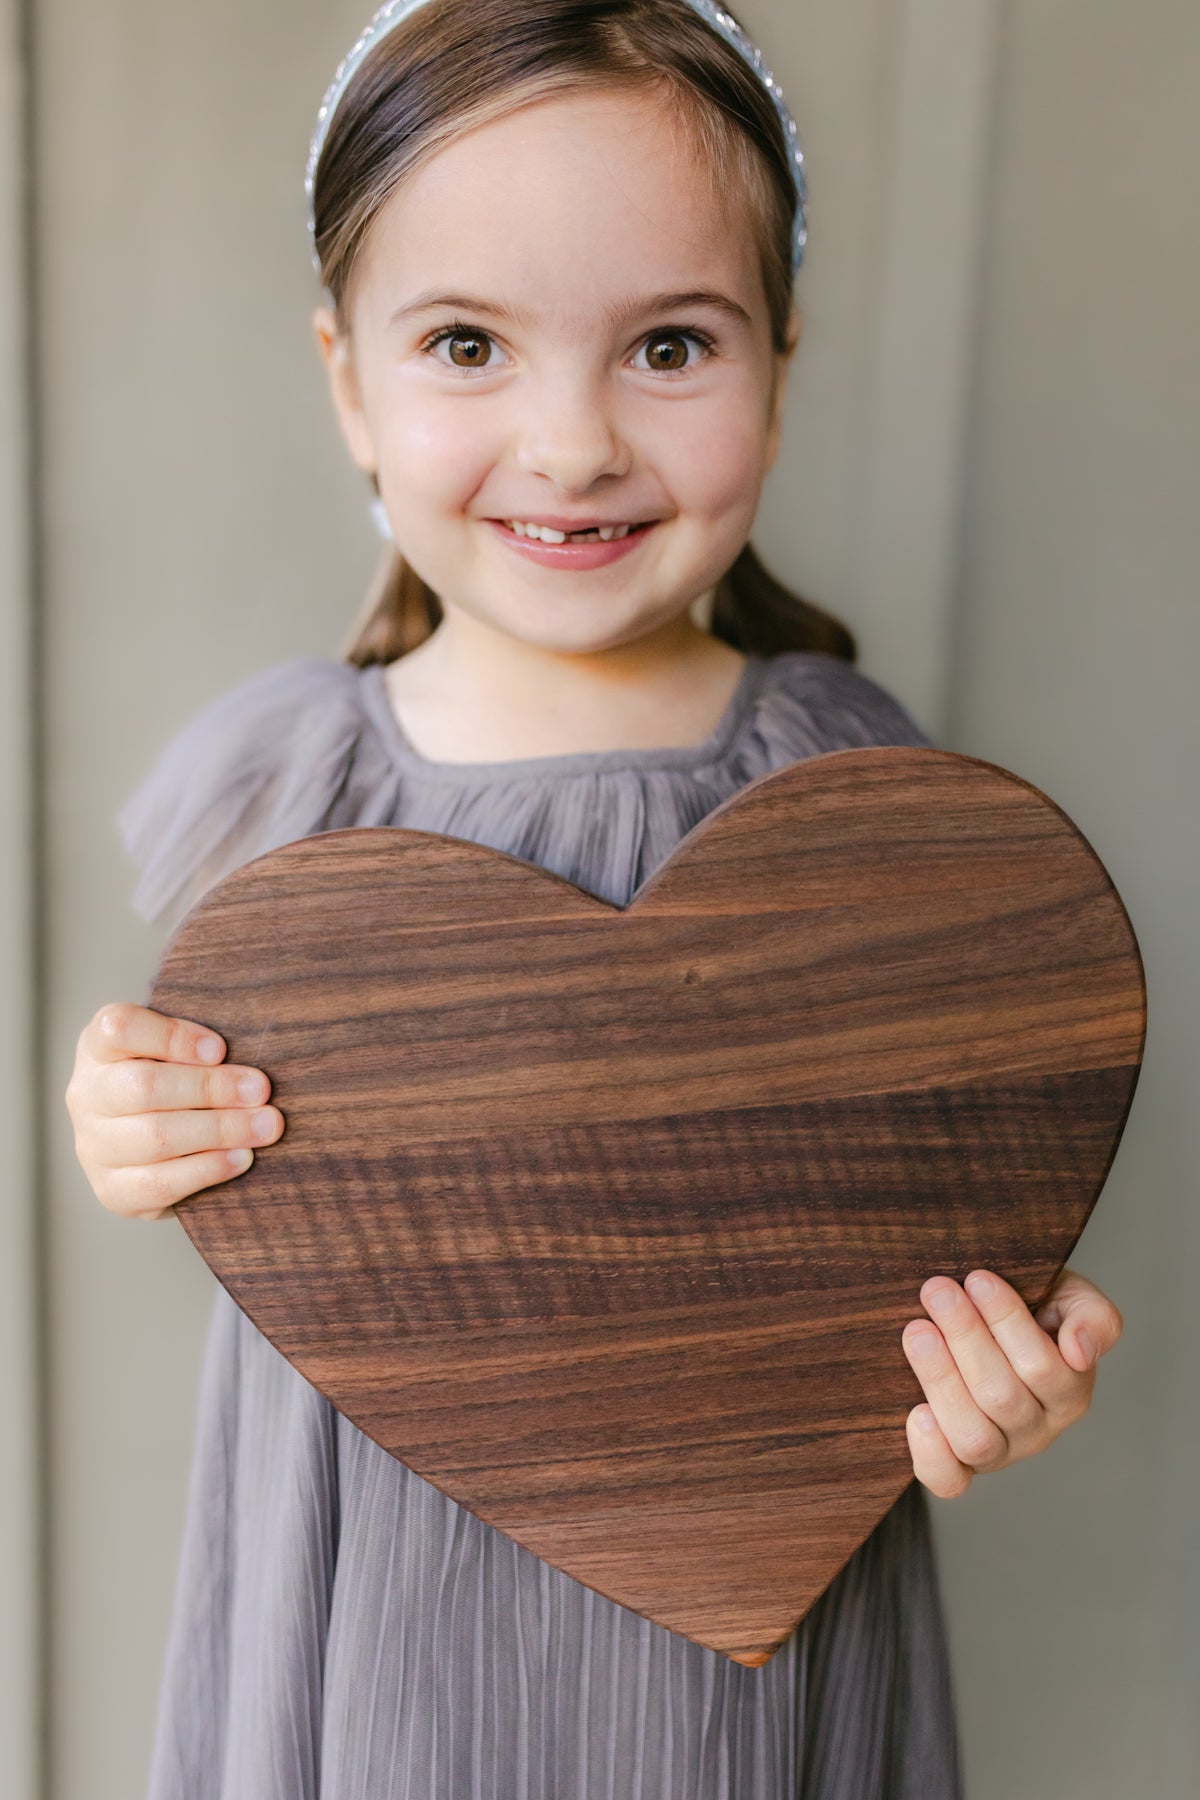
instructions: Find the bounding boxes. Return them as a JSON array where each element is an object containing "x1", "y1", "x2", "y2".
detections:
[
  {"x1": 764, "y1": 305, "x2": 803, "y2": 472},
  {"x1": 312, "y1": 304, "x2": 378, "y2": 475}
]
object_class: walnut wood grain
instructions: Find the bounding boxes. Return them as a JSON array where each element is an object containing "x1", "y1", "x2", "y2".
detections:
[{"x1": 148, "y1": 747, "x2": 1146, "y2": 1665}]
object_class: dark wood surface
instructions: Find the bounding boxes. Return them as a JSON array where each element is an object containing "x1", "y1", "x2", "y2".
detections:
[{"x1": 149, "y1": 746, "x2": 1146, "y2": 1665}]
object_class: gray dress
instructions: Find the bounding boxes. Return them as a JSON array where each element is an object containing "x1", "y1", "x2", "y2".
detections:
[{"x1": 118, "y1": 648, "x2": 963, "y2": 1800}]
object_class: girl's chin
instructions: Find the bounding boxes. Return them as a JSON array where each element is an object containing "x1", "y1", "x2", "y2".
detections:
[{"x1": 457, "y1": 598, "x2": 694, "y2": 659}]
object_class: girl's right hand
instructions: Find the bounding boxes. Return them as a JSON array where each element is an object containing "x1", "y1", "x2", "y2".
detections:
[{"x1": 65, "y1": 1002, "x2": 285, "y2": 1221}]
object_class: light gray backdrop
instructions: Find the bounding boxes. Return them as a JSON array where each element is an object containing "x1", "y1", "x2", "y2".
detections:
[{"x1": 2, "y1": 1, "x2": 1196, "y2": 1795}]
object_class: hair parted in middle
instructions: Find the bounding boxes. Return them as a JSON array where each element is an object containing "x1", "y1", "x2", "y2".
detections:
[{"x1": 312, "y1": 0, "x2": 856, "y2": 668}]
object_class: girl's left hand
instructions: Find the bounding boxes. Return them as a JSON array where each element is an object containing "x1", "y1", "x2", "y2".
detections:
[{"x1": 902, "y1": 1266, "x2": 1123, "y2": 1498}]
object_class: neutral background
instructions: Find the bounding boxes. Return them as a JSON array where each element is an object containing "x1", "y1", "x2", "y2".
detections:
[{"x1": 2, "y1": 1, "x2": 1196, "y2": 1795}]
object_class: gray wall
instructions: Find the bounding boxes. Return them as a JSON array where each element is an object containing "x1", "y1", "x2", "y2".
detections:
[
  {"x1": 2, "y1": 0, "x2": 40, "y2": 1794},
  {"x1": 4, "y1": 0, "x2": 1195, "y2": 1795},
  {"x1": 935, "y1": 4, "x2": 1200, "y2": 1792}
]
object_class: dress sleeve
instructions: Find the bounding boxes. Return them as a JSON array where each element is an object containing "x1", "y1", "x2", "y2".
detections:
[
  {"x1": 116, "y1": 657, "x2": 397, "y2": 937},
  {"x1": 751, "y1": 651, "x2": 937, "y2": 764}
]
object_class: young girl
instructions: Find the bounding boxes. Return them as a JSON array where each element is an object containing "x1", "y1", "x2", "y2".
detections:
[{"x1": 66, "y1": 2, "x2": 1123, "y2": 1793}]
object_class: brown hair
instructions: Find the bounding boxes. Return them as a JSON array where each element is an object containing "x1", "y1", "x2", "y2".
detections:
[{"x1": 312, "y1": 0, "x2": 856, "y2": 666}]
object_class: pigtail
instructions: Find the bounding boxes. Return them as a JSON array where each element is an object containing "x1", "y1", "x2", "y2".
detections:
[
  {"x1": 340, "y1": 547, "x2": 444, "y2": 667},
  {"x1": 716, "y1": 543, "x2": 857, "y2": 662}
]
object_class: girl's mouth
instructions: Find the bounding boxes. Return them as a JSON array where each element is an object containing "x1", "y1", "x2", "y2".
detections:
[{"x1": 485, "y1": 518, "x2": 657, "y2": 569}]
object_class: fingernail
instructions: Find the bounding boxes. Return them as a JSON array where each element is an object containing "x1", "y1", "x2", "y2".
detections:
[
  {"x1": 924, "y1": 1284, "x2": 958, "y2": 1320},
  {"x1": 238, "y1": 1074, "x2": 266, "y2": 1104},
  {"x1": 197, "y1": 1036, "x2": 223, "y2": 1064},
  {"x1": 915, "y1": 1407, "x2": 938, "y2": 1433},
  {"x1": 227, "y1": 1148, "x2": 253, "y2": 1172},
  {"x1": 906, "y1": 1326, "x2": 940, "y2": 1356},
  {"x1": 965, "y1": 1271, "x2": 997, "y2": 1301},
  {"x1": 1076, "y1": 1328, "x2": 1098, "y2": 1368},
  {"x1": 250, "y1": 1109, "x2": 278, "y2": 1143}
]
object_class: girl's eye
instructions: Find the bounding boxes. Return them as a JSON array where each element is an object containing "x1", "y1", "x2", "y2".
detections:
[
  {"x1": 418, "y1": 322, "x2": 717, "y2": 377},
  {"x1": 424, "y1": 327, "x2": 500, "y2": 372},
  {"x1": 632, "y1": 329, "x2": 716, "y2": 376}
]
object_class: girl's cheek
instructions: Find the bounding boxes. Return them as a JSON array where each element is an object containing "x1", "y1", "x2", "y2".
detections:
[
  {"x1": 666, "y1": 420, "x2": 767, "y2": 529},
  {"x1": 366, "y1": 356, "x2": 488, "y2": 445},
  {"x1": 381, "y1": 409, "x2": 501, "y2": 501}
]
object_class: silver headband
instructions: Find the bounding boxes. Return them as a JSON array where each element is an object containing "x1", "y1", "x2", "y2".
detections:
[{"x1": 305, "y1": 0, "x2": 808, "y2": 277}]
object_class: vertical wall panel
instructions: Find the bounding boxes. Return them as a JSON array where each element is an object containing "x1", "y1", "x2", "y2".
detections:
[
  {"x1": 936, "y1": 2, "x2": 1200, "y2": 1795},
  {"x1": 844, "y1": 0, "x2": 1000, "y2": 728},
  {"x1": 0, "y1": 0, "x2": 41, "y2": 1794},
  {"x1": 34, "y1": 7, "x2": 375, "y2": 1792},
  {"x1": 748, "y1": 0, "x2": 996, "y2": 733}
]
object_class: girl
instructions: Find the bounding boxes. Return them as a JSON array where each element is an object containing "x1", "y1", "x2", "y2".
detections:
[{"x1": 66, "y1": 2, "x2": 1123, "y2": 1794}]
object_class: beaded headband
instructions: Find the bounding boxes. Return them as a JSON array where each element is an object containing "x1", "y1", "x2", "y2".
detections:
[{"x1": 305, "y1": 0, "x2": 808, "y2": 278}]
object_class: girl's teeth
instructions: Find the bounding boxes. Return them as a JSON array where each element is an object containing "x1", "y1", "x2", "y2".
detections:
[{"x1": 506, "y1": 521, "x2": 636, "y2": 543}]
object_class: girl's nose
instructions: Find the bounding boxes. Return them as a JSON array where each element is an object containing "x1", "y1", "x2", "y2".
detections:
[{"x1": 512, "y1": 373, "x2": 632, "y2": 492}]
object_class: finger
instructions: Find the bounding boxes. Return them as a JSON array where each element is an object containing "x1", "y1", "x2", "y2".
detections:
[
  {"x1": 902, "y1": 1319, "x2": 1009, "y2": 1471},
  {"x1": 1031, "y1": 1266, "x2": 1124, "y2": 1374},
  {"x1": 101, "y1": 1147, "x2": 258, "y2": 1220},
  {"x1": 919, "y1": 1276, "x2": 1045, "y2": 1441},
  {"x1": 105, "y1": 1104, "x2": 284, "y2": 1166},
  {"x1": 86, "y1": 1002, "x2": 227, "y2": 1069},
  {"x1": 963, "y1": 1269, "x2": 1095, "y2": 1412},
  {"x1": 98, "y1": 1058, "x2": 272, "y2": 1119},
  {"x1": 906, "y1": 1403, "x2": 974, "y2": 1499}
]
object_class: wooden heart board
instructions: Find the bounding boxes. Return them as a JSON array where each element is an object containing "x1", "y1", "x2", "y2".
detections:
[{"x1": 149, "y1": 747, "x2": 1145, "y2": 1665}]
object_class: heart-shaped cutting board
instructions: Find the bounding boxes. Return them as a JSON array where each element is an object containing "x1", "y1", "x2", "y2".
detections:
[{"x1": 149, "y1": 747, "x2": 1145, "y2": 1666}]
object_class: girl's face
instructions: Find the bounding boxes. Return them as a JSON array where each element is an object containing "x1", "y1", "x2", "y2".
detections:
[{"x1": 316, "y1": 85, "x2": 800, "y2": 658}]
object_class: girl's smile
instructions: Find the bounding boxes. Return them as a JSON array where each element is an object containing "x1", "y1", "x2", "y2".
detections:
[{"x1": 485, "y1": 515, "x2": 658, "y2": 569}]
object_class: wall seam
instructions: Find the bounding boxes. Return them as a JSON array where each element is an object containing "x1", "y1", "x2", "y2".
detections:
[{"x1": 20, "y1": 0, "x2": 52, "y2": 1788}]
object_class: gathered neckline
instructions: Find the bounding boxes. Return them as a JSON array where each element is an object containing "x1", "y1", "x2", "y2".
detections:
[{"x1": 357, "y1": 653, "x2": 773, "y2": 784}]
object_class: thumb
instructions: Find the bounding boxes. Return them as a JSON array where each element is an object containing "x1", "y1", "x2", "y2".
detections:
[{"x1": 1034, "y1": 1266, "x2": 1124, "y2": 1373}]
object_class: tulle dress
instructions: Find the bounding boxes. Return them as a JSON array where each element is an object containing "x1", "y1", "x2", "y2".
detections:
[{"x1": 118, "y1": 647, "x2": 964, "y2": 1800}]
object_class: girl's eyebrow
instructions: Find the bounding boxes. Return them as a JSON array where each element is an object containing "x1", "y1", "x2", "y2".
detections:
[{"x1": 387, "y1": 288, "x2": 754, "y2": 331}]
